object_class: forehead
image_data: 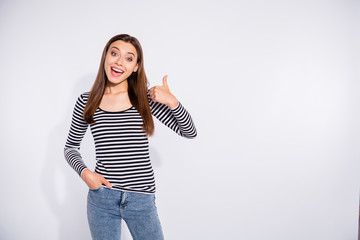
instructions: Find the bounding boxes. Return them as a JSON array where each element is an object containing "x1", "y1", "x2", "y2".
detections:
[{"x1": 109, "y1": 40, "x2": 137, "y2": 56}]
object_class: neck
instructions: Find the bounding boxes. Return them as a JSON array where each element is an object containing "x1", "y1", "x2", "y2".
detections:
[{"x1": 105, "y1": 79, "x2": 128, "y2": 94}]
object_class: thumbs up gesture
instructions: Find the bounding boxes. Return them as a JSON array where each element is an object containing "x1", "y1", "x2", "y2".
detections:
[{"x1": 149, "y1": 75, "x2": 179, "y2": 109}]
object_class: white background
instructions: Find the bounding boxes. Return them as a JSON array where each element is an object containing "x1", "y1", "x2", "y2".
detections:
[{"x1": 0, "y1": 0, "x2": 359, "y2": 239}]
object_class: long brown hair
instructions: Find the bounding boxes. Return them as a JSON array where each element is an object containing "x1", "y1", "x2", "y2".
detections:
[{"x1": 83, "y1": 34, "x2": 154, "y2": 136}]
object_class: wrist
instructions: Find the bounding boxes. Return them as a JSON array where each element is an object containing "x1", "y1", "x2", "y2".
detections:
[
  {"x1": 167, "y1": 97, "x2": 178, "y2": 110},
  {"x1": 81, "y1": 168, "x2": 91, "y2": 179}
]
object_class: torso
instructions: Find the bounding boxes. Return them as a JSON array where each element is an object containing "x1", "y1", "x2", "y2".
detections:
[{"x1": 91, "y1": 99, "x2": 153, "y2": 194}]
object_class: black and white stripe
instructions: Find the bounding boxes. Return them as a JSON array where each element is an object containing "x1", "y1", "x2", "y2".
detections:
[{"x1": 64, "y1": 91, "x2": 197, "y2": 194}]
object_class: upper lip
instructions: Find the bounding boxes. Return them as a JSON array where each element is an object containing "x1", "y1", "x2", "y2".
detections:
[{"x1": 111, "y1": 66, "x2": 124, "y2": 72}]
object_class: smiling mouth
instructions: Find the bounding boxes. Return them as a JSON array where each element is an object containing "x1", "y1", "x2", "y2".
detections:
[
  {"x1": 110, "y1": 67, "x2": 124, "y2": 77},
  {"x1": 111, "y1": 67, "x2": 124, "y2": 73}
]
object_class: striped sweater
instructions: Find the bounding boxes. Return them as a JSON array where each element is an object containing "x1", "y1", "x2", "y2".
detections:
[{"x1": 64, "y1": 91, "x2": 197, "y2": 194}]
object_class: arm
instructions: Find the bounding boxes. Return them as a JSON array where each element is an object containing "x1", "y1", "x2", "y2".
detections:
[
  {"x1": 148, "y1": 75, "x2": 197, "y2": 138},
  {"x1": 64, "y1": 93, "x2": 112, "y2": 189},
  {"x1": 64, "y1": 94, "x2": 89, "y2": 176}
]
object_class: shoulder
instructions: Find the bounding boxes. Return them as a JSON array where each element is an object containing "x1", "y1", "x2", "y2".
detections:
[
  {"x1": 78, "y1": 91, "x2": 90, "y2": 103},
  {"x1": 73, "y1": 91, "x2": 90, "y2": 109}
]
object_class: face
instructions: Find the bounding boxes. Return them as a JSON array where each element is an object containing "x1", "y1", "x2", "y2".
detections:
[{"x1": 104, "y1": 40, "x2": 139, "y2": 85}]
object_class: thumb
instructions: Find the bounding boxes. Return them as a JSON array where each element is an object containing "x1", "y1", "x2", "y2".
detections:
[{"x1": 162, "y1": 75, "x2": 168, "y2": 87}]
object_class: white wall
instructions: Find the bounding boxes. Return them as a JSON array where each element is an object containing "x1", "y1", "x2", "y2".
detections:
[{"x1": 0, "y1": 0, "x2": 359, "y2": 239}]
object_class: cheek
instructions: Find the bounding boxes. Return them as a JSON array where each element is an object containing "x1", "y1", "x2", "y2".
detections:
[
  {"x1": 103, "y1": 62, "x2": 108, "y2": 72},
  {"x1": 126, "y1": 62, "x2": 137, "y2": 71},
  {"x1": 104, "y1": 54, "x2": 114, "y2": 67},
  {"x1": 104, "y1": 59, "x2": 112, "y2": 77},
  {"x1": 104, "y1": 58, "x2": 110, "y2": 68}
]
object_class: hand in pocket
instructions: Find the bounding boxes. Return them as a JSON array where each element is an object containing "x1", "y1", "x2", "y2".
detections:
[{"x1": 81, "y1": 169, "x2": 112, "y2": 189}]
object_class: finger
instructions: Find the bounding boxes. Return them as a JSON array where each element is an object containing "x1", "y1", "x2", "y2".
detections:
[
  {"x1": 149, "y1": 87, "x2": 156, "y2": 96},
  {"x1": 162, "y1": 75, "x2": 168, "y2": 87},
  {"x1": 149, "y1": 91, "x2": 155, "y2": 99},
  {"x1": 150, "y1": 89, "x2": 156, "y2": 97},
  {"x1": 104, "y1": 180, "x2": 113, "y2": 188},
  {"x1": 151, "y1": 93, "x2": 157, "y2": 102},
  {"x1": 101, "y1": 176, "x2": 112, "y2": 188}
]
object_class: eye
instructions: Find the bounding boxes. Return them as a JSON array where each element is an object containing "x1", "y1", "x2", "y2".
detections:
[
  {"x1": 126, "y1": 57, "x2": 133, "y2": 62},
  {"x1": 111, "y1": 51, "x2": 117, "y2": 56}
]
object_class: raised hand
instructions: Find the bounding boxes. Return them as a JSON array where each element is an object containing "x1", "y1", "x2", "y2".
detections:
[{"x1": 149, "y1": 75, "x2": 178, "y2": 109}]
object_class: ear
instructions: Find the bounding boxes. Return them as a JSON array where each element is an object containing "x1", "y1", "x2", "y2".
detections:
[{"x1": 134, "y1": 63, "x2": 139, "y2": 72}]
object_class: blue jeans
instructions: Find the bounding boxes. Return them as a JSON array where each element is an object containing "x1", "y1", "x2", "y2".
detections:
[{"x1": 87, "y1": 186, "x2": 164, "y2": 240}]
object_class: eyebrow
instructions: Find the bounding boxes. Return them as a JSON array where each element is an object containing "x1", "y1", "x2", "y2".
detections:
[{"x1": 111, "y1": 46, "x2": 135, "y2": 57}]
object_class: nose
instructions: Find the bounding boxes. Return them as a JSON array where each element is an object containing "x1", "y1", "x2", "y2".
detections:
[{"x1": 115, "y1": 56, "x2": 123, "y2": 66}]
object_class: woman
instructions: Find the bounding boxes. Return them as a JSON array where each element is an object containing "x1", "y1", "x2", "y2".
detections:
[{"x1": 64, "y1": 34, "x2": 197, "y2": 240}]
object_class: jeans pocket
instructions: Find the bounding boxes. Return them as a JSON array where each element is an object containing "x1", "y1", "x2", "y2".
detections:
[{"x1": 89, "y1": 185, "x2": 103, "y2": 191}]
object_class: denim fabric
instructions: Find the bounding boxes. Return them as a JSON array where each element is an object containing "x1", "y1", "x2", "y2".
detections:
[{"x1": 87, "y1": 186, "x2": 164, "y2": 240}]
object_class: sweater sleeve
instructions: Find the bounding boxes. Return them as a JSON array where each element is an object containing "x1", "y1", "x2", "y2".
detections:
[
  {"x1": 148, "y1": 92, "x2": 197, "y2": 138},
  {"x1": 64, "y1": 93, "x2": 89, "y2": 176}
]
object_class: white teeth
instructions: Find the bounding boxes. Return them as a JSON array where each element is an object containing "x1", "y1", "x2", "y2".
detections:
[{"x1": 111, "y1": 67, "x2": 123, "y2": 73}]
